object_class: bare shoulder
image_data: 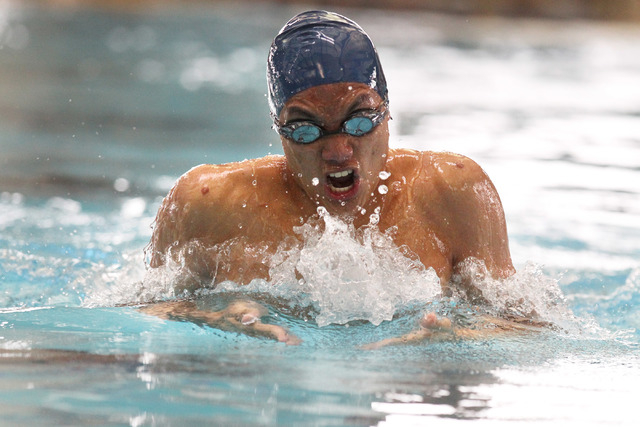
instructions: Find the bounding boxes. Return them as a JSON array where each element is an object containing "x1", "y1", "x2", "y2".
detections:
[
  {"x1": 387, "y1": 149, "x2": 491, "y2": 202},
  {"x1": 425, "y1": 151, "x2": 489, "y2": 190},
  {"x1": 387, "y1": 149, "x2": 487, "y2": 185},
  {"x1": 415, "y1": 151, "x2": 504, "y2": 222},
  {"x1": 408, "y1": 150, "x2": 514, "y2": 279},
  {"x1": 148, "y1": 155, "x2": 286, "y2": 265},
  {"x1": 165, "y1": 155, "x2": 287, "y2": 215}
]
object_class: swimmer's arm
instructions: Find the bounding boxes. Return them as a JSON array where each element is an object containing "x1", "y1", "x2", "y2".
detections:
[
  {"x1": 362, "y1": 312, "x2": 546, "y2": 350},
  {"x1": 148, "y1": 161, "x2": 268, "y2": 265},
  {"x1": 146, "y1": 165, "x2": 243, "y2": 289},
  {"x1": 139, "y1": 299, "x2": 301, "y2": 345},
  {"x1": 148, "y1": 168, "x2": 201, "y2": 268},
  {"x1": 427, "y1": 154, "x2": 515, "y2": 283}
]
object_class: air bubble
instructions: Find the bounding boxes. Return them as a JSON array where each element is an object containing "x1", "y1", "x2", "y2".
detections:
[
  {"x1": 311, "y1": 177, "x2": 319, "y2": 186},
  {"x1": 378, "y1": 171, "x2": 391, "y2": 180},
  {"x1": 378, "y1": 185, "x2": 388, "y2": 195}
]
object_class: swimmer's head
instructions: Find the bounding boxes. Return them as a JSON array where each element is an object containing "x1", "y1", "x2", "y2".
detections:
[{"x1": 267, "y1": 10, "x2": 388, "y2": 118}]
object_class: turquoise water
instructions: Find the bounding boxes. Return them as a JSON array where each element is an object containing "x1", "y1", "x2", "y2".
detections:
[{"x1": 1, "y1": 2, "x2": 639, "y2": 426}]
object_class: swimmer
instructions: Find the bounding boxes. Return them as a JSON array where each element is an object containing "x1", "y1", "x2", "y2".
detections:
[{"x1": 142, "y1": 11, "x2": 519, "y2": 346}]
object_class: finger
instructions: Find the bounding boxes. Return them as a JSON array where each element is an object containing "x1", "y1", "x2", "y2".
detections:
[
  {"x1": 362, "y1": 329, "x2": 431, "y2": 350},
  {"x1": 226, "y1": 300, "x2": 268, "y2": 318},
  {"x1": 222, "y1": 317, "x2": 301, "y2": 345},
  {"x1": 252, "y1": 322, "x2": 301, "y2": 345},
  {"x1": 420, "y1": 312, "x2": 453, "y2": 331},
  {"x1": 420, "y1": 312, "x2": 438, "y2": 328}
]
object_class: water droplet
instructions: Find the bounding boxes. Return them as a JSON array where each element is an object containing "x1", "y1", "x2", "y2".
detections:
[
  {"x1": 311, "y1": 177, "x2": 319, "y2": 186},
  {"x1": 378, "y1": 171, "x2": 391, "y2": 180},
  {"x1": 359, "y1": 208, "x2": 367, "y2": 215},
  {"x1": 378, "y1": 185, "x2": 388, "y2": 195},
  {"x1": 238, "y1": 224, "x2": 243, "y2": 229},
  {"x1": 242, "y1": 203, "x2": 247, "y2": 208},
  {"x1": 252, "y1": 180, "x2": 257, "y2": 186},
  {"x1": 113, "y1": 177, "x2": 130, "y2": 192},
  {"x1": 369, "y1": 213, "x2": 380, "y2": 225},
  {"x1": 340, "y1": 201, "x2": 346, "y2": 206}
]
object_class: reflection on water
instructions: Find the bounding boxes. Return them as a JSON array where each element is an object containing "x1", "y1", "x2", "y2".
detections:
[{"x1": 0, "y1": 1, "x2": 639, "y2": 426}]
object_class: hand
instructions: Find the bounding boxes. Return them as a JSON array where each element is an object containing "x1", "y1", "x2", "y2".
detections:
[
  {"x1": 361, "y1": 312, "x2": 455, "y2": 350},
  {"x1": 140, "y1": 299, "x2": 301, "y2": 345},
  {"x1": 362, "y1": 311, "x2": 549, "y2": 350}
]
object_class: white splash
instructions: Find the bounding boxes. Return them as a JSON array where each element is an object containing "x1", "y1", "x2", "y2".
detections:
[
  {"x1": 219, "y1": 207, "x2": 441, "y2": 326},
  {"x1": 84, "y1": 210, "x2": 592, "y2": 333},
  {"x1": 452, "y1": 258, "x2": 589, "y2": 334}
]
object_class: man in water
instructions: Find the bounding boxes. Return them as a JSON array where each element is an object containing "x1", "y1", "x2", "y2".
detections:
[{"x1": 142, "y1": 11, "x2": 517, "y2": 346}]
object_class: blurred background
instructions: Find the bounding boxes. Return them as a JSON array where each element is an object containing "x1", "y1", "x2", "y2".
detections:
[
  {"x1": 35, "y1": 0, "x2": 640, "y2": 20},
  {"x1": 1, "y1": 0, "x2": 639, "y2": 279},
  {"x1": 1, "y1": 4, "x2": 639, "y2": 424}
]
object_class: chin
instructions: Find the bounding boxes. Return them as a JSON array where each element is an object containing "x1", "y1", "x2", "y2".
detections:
[{"x1": 321, "y1": 194, "x2": 369, "y2": 218}]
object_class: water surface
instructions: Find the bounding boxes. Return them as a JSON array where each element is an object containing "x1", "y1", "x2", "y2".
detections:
[{"x1": 1, "y1": 2, "x2": 639, "y2": 426}]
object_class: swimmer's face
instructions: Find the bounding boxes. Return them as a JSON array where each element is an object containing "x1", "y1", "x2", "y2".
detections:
[{"x1": 279, "y1": 82, "x2": 390, "y2": 216}]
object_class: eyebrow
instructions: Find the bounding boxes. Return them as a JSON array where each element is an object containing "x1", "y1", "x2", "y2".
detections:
[
  {"x1": 284, "y1": 92, "x2": 376, "y2": 124},
  {"x1": 346, "y1": 94, "x2": 374, "y2": 113},
  {"x1": 284, "y1": 106, "x2": 317, "y2": 121}
]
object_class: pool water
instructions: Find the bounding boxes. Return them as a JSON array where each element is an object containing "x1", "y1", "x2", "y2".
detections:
[{"x1": 1, "y1": 1, "x2": 639, "y2": 426}]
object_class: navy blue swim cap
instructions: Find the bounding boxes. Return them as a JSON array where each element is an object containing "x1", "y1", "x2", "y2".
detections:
[{"x1": 267, "y1": 10, "x2": 388, "y2": 118}]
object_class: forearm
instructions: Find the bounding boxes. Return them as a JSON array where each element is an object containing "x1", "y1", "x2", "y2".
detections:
[{"x1": 139, "y1": 299, "x2": 301, "y2": 345}]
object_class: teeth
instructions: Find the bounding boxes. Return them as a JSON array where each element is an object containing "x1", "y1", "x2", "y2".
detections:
[
  {"x1": 328, "y1": 169, "x2": 353, "y2": 178},
  {"x1": 328, "y1": 184, "x2": 353, "y2": 193},
  {"x1": 327, "y1": 169, "x2": 355, "y2": 195}
]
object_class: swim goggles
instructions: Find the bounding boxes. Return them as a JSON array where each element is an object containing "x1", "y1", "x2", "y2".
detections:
[{"x1": 274, "y1": 102, "x2": 389, "y2": 144}]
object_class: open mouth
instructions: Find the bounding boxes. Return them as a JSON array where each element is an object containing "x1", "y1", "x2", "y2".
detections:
[{"x1": 326, "y1": 169, "x2": 357, "y2": 197}]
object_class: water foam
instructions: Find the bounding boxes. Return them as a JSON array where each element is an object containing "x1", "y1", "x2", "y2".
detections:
[
  {"x1": 215, "y1": 207, "x2": 442, "y2": 326},
  {"x1": 83, "y1": 208, "x2": 595, "y2": 334},
  {"x1": 81, "y1": 250, "x2": 169, "y2": 308}
]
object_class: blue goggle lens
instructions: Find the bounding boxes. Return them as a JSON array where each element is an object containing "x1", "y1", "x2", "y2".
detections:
[
  {"x1": 290, "y1": 125, "x2": 322, "y2": 143},
  {"x1": 277, "y1": 106, "x2": 387, "y2": 144},
  {"x1": 344, "y1": 116, "x2": 374, "y2": 136}
]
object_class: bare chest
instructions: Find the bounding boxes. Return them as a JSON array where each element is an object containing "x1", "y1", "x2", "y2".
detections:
[
  {"x1": 377, "y1": 203, "x2": 453, "y2": 282},
  {"x1": 209, "y1": 200, "x2": 453, "y2": 285}
]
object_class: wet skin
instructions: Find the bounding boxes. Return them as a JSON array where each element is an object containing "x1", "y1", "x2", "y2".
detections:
[{"x1": 145, "y1": 82, "x2": 516, "y2": 346}]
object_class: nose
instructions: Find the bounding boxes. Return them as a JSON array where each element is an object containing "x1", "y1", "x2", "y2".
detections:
[{"x1": 321, "y1": 136, "x2": 353, "y2": 164}]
